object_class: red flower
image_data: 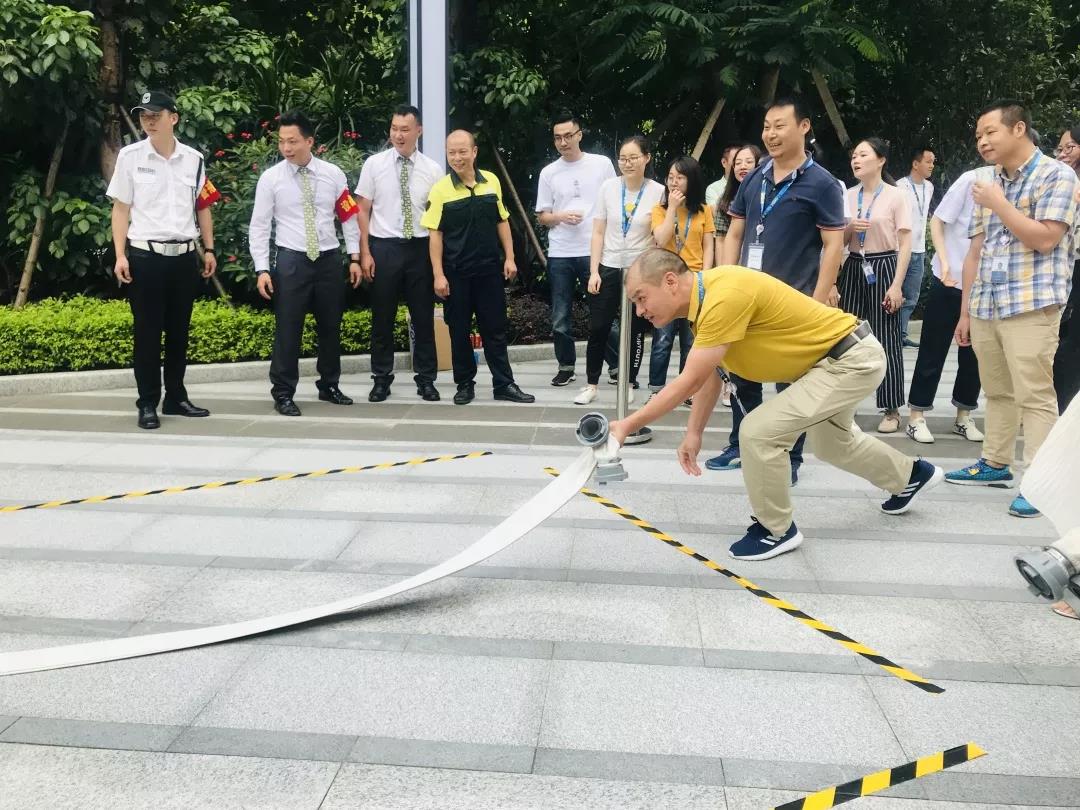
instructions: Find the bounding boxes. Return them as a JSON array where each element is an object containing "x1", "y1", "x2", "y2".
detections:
[
  {"x1": 223, "y1": 196, "x2": 231, "y2": 203},
  {"x1": 274, "y1": 113, "x2": 281, "y2": 120},
  {"x1": 240, "y1": 132, "x2": 252, "y2": 140},
  {"x1": 260, "y1": 120, "x2": 269, "y2": 128},
  {"x1": 226, "y1": 133, "x2": 235, "y2": 140},
  {"x1": 228, "y1": 255, "x2": 237, "y2": 262},
  {"x1": 316, "y1": 145, "x2": 328, "y2": 154},
  {"x1": 251, "y1": 162, "x2": 258, "y2": 171},
  {"x1": 214, "y1": 149, "x2": 226, "y2": 158}
]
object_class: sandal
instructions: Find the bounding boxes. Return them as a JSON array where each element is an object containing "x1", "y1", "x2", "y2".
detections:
[{"x1": 1051, "y1": 601, "x2": 1079, "y2": 620}]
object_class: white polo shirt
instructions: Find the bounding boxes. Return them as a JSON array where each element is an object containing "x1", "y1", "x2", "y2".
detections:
[
  {"x1": 899, "y1": 176, "x2": 934, "y2": 254},
  {"x1": 106, "y1": 138, "x2": 207, "y2": 242},
  {"x1": 536, "y1": 152, "x2": 616, "y2": 257},
  {"x1": 248, "y1": 156, "x2": 361, "y2": 273},
  {"x1": 354, "y1": 146, "x2": 443, "y2": 239},
  {"x1": 930, "y1": 169, "x2": 978, "y2": 281}
]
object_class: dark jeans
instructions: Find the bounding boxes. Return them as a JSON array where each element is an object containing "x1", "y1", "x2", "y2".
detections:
[
  {"x1": 1054, "y1": 260, "x2": 1080, "y2": 413},
  {"x1": 585, "y1": 265, "x2": 646, "y2": 385},
  {"x1": 728, "y1": 374, "x2": 806, "y2": 466},
  {"x1": 899, "y1": 251, "x2": 926, "y2": 340},
  {"x1": 127, "y1": 246, "x2": 201, "y2": 408},
  {"x1": 369, "y1": 236, "x2": 436, "y2": 385},
  {"x1": 907, "y1": 276, "x2": 981, "y2": 411},
  {"x1": 548, "y1": 256, "x2": 590, "y2": 370},
  {"x1": 269, "y1": 248, "x2": 346, "y2": 401},
  {"x1": 649, "y1": 318, "x2": 694, "y2": 390},
  {"x1": 443, "y1": 270, "x2": 514, "y2": 390}
]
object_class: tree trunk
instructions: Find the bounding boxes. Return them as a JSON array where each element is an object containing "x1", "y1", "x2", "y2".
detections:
[
  {"x1": 491, "y1": 142, "x2": 547, "y2": 271},
  {"x1": 758, "y1": 64, "x2": 780, "y2": 105},
  {"x1": 14, "y1": 118, "x2": 69, "y2": 308},
  {"x1": 97, "y1": 0, "x2": 123, "y2": 180},
  {"x1": 691, "y1": 96, "x2": 726, "y2": 161},
  {"x1": 810, "y1": 67, "x2": 851, "y2": 148}
]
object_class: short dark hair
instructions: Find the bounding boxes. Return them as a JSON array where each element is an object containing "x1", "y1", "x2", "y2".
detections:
[
  {"x1": 278, "y1": 110, "x2": 315, "y2": 139},
  {"x1": 979, "y1": 99, "x2": 1034, "y2": 140},
  {"x1": 661, "y1": 155, "x2": 707, "y2": 214},
  {"x1": 552, "y1": 112, "x2": 581, "y2": 130},
  {"x1": 767, "y1": 95, "x2": 812, "y2": 123},
  {"x1": 393, "y1": 104, "x2": 422, "y2": 124},
  {"x1": 908, "y1": 145, "x2": 933, "y2": 165}
]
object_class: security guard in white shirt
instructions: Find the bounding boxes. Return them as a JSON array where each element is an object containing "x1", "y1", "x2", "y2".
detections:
[
  {"x1": 249, "y1": 110, "x2": 363, "y2": 416},
  {"x1": 355, "y1": 104, "x2": 444, "y2": 403},
  {"x1": 107, "y1": 90, "x2": 219, "y2": 430}
]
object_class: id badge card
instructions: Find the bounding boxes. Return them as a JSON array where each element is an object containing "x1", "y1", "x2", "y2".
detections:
[
  {"x1": 990, "y1": 254, "x2": 1008, "y2": 285},
  {"x1": 747, "y1": 242, "x2": 764, "y2": 270},
  {"x1": 861, "y1": 258, "x2": 876, "y2": 285}
]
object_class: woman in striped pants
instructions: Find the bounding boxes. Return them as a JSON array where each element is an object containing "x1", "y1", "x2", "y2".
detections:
[{"x1": 840, "y1": 138, "x2": 913, "y2": 433}]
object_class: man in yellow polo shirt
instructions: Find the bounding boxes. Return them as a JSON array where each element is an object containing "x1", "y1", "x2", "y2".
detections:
[{"x1": 611, "y1": 248, "x2": 943, "y2": 561}]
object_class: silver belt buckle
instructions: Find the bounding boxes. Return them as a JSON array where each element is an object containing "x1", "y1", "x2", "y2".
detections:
[{"x1": 161, "y1": 242, "x2": 181, "y2": 257}]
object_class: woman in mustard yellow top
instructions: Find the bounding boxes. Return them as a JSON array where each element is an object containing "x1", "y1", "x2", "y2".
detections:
[{"x1": 649, "y1": 156, "x2": 715, "y2": 403}]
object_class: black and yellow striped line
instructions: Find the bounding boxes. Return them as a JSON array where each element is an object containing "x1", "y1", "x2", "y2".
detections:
[
  {"x1": 545, "y1": 467, "x2": 944, "y2": 694},
  {"x1": 0, "y1": 452, "x2": 492, "y2": 513},
  {"x1": 775, "y1": 742, "x2": 986, "y2": 809}
]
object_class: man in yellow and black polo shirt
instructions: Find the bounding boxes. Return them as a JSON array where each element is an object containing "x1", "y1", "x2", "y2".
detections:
[
  {"x1": 610, "y1": 248, "x2": 942, "y2": 562},
  {"x1": 421, "y1": 129, "x2": 535, "y2": 405}
]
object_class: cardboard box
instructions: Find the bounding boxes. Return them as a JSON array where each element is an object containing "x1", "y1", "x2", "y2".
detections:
[{"x1": 408, "y1": 307, "x2": 453, "y2": 371}]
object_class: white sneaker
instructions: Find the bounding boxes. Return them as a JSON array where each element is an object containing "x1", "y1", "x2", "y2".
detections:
[
  {"x1": 905, "y1": 418, "x2": 934, "y2": 444},
  {"x1": 953, "y1": 417, "x2": 984, "y2": 442},
  {"x1": 573, "y1": 386, "x2": 598, "y2": 405}
]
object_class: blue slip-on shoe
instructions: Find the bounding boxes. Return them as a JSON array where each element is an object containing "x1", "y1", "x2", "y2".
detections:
[
  {"x1": 729, "y1": 519, "x2": 804, "y2": 561},
  {"x1": 944, "y1": 458, "x2": 1016, "y2": 488},
  {"x1": 881, "y1": 459, "x2": 944, "y2": 515},
  {"x1": 1008, "y1": 494, "x2": 1041, "y2": 518},
  {"x1": 705, "y1": 445, "x2": 741, "y2": 471}
]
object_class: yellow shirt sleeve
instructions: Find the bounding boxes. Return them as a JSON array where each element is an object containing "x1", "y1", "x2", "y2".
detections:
[
  {"x1": 693, "y1": 288, "x2": 754, "y2": 348},
  {"x1": 483, "y1": 171, "x2": 511, "y2": 220},
  {"x1": 419, "y1": 179, "x2": 445, "y2": 231}
]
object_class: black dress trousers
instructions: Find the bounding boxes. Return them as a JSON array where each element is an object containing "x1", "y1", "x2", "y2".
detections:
[
  {"x1": 127, "y1": 245, "x2": 201, "y2": 408},
  {"x1": 441, "y1": 267, "x2": 515, "y2": 391},
  {"x1": 269, "y1": 248, "x2": 346, "y2": 401},
  {"x1": 368, "y1": 236, "x2": 437, "y2": 385}
]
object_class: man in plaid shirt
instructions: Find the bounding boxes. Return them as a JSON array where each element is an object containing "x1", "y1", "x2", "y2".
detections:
[{"x1": 949, "y1": 99, "x2": 1079, "y2": 518}]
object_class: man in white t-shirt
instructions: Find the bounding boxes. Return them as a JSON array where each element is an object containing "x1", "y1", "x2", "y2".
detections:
[
  {"x1": 536, "y1": 114, "x2": 616, "y2": 387},
  {"x1": 898, "y1": 146, "x2": 936, "y2": 347},
  {"x1": 704, "y1": 144, "x2": 740, "y2": 208},
  {"x1": 905, "y1": 168, "x2": 984, "y2": 444}
]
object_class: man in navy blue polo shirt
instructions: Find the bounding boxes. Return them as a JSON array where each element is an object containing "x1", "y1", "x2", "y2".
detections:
[{"x1": 706, "y1": 96, "x2": 846, "y2": 483}]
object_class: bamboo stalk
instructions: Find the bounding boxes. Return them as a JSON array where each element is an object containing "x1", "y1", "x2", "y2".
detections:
[
  {"x1": 691, "y1": 97, "x2": 727, "y2": 161},
  {"x1": 811, "y1": 67, "x2": 852, "y2": 148},
  {"x1": 14, "y1": 118, "x2": 70, "y2": 308},
  {"x1": 491, "y1": 141, "x2": 547, "y2": 269}
]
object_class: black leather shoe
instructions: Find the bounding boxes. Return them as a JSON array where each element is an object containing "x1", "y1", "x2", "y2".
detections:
[
  {"x1": 274, "y1": 397, "x2": 302, "y2": 417},
  {"x1": 162, "y1": 399, "x2": 210, "y2": 417},
  {"x1": 417, "y1": 381, "x2": 440, "y2": 402},
  {"x1": 493, "y1": 383, "x2": 535, "y2": 403},
  {"x1": 368, "y1": 381, "x2": 391, "y2": 402},
  {"x1": 318, "y1": 385, "x2": 354, "y2": 405},
  {"x1": 453, "y1": 383, "x2": 475, "y2": 405},
  {"x1": 137, "y1": 405, "x2": 160, "y2": 430}
]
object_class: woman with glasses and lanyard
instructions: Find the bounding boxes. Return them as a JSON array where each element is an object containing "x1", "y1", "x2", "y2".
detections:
[
  {"x1": 713, "y1": 144, "x2": 763, "y2": 259},
  {"x1": 840, "y1": 137, "x2": 912, "y2": 434},
  {"x1": 574, "y1": 136, "x2": 664, "y2": 405},
  {"x1": 649, "y1": 156, "x2": 715, "y2": 405}
]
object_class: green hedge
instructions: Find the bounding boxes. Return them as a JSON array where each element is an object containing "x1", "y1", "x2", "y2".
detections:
[{"x1": 0, "y1": 296, "x2": 409, "y2": 375}]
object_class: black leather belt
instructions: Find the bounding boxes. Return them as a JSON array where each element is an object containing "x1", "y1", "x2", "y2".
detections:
[{"x1": 827, "y1": 320, "x2": 871, "y2": 360}]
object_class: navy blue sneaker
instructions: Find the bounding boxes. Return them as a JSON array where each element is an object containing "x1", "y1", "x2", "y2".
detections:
[
  {"x1": 881, "y1": 459, "x2": 944, "y2": 515},
  {"x1": 791, "y1": 464, "x2": 800, "y2": 487},
  {"x1": 729, "y1": 519, "x2": 804, "y2": 561},
  {"x1": 705, "y1": 445, "x2": 741, "y2": 471}
]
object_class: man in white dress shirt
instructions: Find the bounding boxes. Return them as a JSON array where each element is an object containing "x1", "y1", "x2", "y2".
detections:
[
  {"x1": 355, "y1": 104, "x2": 443, "y2": 402},
  {"x1": 107, "y1": 90, "x2": 220, "y2": 430},
  {"x1": 249, "y1": 110, "x2": 362, "y2": 416},
  {"x1": 898, "y1": 146, "x2": 936, "y2": 348}
]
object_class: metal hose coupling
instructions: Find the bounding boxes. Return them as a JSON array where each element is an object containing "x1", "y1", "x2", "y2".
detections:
[
  {"x1": 1015, "y1": 546, "x2": 1080, "y2": 613},
  {"x1": 575, "y1": 412, "x2": 610, "y2": 447}
]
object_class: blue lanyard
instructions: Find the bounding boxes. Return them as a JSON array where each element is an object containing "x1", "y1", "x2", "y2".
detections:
[
  {"x1": 693, "y1": 271, "x2": 705, "y2": 330},
  {"x1": 993, "y1": 151, "x2": 1042, "y2": 245},
  {"x1": 620, "y1": 181, "x2": 646, "y2": 237},
  {"x1": 905, "y1": 178, "x2": 926, "y2": 217},
  {"x1": 757, "y1": 157, "x2": 813, "y2": 236},
  {"x1": 674, "y1": 208, "x2": 693, "y2": 253},
  {"x1": 855, "y1": 183, "x2": 884, "y2": 253}
]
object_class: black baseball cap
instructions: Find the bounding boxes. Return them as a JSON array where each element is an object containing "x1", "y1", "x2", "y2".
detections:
[{"x1": 131, "y1": 90, "x2": 177, "y2": 114}]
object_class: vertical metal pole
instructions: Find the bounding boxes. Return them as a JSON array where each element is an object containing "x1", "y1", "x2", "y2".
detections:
[{"x1": 618, "y1": 267, "x2": 653, "y2": 445}]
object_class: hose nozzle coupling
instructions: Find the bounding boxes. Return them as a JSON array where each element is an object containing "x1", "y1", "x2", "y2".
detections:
[{"x1": 575, "y1": 412, "x2": 610, "y2": 448}]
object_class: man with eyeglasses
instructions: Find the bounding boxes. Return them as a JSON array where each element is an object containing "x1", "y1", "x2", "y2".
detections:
[
  {"x1": 536, "y1": 113, "x2": 616, "y2": 387},
  {"x1": 107, "y1": 90, "x2": 220, "y2": 430}
]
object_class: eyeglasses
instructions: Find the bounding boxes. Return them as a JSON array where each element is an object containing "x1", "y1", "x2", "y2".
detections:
[
  {"x1": 617, "y1": 155, "x2": 644, "y2": 164},
  {"x1": 553, "y1": 130, "x2": 581, "y2": 144},
  {"x1": 1054, "y1": 143, "x2": 1078, "y2": 156}
]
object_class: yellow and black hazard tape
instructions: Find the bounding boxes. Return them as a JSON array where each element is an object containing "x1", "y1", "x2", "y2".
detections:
[
  {"x1": 0, "y1": 452, "x2": 492, "y2": 514},
  {"x1": 774, "y1": 742, "x2": 986, "y2": 809},
  {"x1": 545, "y1": 467, "x2": 944, "y2": 694}
]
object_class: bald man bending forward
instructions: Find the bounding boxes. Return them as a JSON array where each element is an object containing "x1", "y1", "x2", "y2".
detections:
[{"x1": 611, "y1": 248, "x2": 942, "y2": 561}]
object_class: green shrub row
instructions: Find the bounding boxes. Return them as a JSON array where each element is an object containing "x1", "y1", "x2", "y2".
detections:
[{"x1": 0, "y1": 296, "x2": 409, "y2": 375}]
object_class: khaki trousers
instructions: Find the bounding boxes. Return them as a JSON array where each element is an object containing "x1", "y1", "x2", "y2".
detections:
[
  {"x1": 1054, "y1": 528, "x2": 1080, "y2": 568},
  {"x1": 740, "y1": 336, "x2": 914, "y2": 534},
  {"x1": 970, "y1": 307, "x2": 1061, "y2": 469}
]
